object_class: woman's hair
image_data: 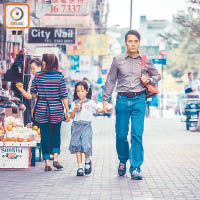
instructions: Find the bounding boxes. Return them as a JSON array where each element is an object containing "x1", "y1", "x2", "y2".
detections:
[
  {"x1": 73, "y1": 81, "x2": 92, "y2": 101},
  {"x1": 30, "y1": 58, "x2": 42, "y2": 67},
  {"x1": 42, "y1": 54, "x2": 59, "y2": 72}
]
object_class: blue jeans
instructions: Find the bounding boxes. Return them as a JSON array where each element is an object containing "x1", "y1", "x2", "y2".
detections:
[
  {"x1": 115, "y1": 93, "x2": 146, "y2": 173},
  {"x1": 39, "y1": 122, "x2": 62, "y2": 160}
]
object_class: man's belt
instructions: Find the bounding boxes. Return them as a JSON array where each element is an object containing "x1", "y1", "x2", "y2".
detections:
[{"x1": 118, "y1": 91, "x2": 145, "y2": 98}]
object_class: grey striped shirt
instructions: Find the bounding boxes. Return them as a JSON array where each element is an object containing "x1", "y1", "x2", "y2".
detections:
[{"x1": 103, "y1": 53, "x2": 161, "y2": 100}]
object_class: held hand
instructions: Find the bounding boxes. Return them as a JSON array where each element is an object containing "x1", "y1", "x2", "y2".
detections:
[
  {"x1": 65, "y1": 113, "x2": 70, "y2": 122},
  {"x1": 141, "y1": 74, "x2": 150, "y2": 85},
  {"x1": 98, "y1": 108, "x2": 105, "y2": 113},
  {"x1": 103, "y1": 106, "x2": 110, "y2": 113},
  {"x1": 103, "y1": 100, "x2": 109, "y2": 113}
]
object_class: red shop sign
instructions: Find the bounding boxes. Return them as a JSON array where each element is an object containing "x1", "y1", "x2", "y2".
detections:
[{"x1": 48, "y1": 0, "x2": 90, "y2": 16}]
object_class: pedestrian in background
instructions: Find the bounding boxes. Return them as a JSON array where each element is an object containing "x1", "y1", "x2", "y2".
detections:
[
  {"x1": 16, "y1": 58, "x2": 42, "y2": 126},
  {"x1": 69, "y1": 81, "x2": 104, "y2": 176},
  {"x1": 184, "y1": 72, "x2": 200, "y2": 132},
  {"x1": 184, "y1": 72, "x2": 199, "y2": 98},
  {"x1": 16, "y1": 58, "x2": 42, "y2": 100},
  {"x1": 103, "y1": 30, "x2": 161, "y2": 180},
  {"x1": 31, "y1": 54, "x2": 70, "y2": 171}
]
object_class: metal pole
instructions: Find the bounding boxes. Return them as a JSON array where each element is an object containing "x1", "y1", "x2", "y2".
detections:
[
  {"x1": 161, "y1": 64, "x2": 164, "y2": 117},
  {"x1": 130, "y1": 0, "x2": 132, "y2": 30}
]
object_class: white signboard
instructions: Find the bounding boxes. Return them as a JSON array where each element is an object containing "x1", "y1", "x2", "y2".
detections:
[
  {"x1": 0, "y1": 146, "x2": 30, "y2": 168},
  {"x1": 79, "y1": 55, "x2": 91, "y2": 71}
]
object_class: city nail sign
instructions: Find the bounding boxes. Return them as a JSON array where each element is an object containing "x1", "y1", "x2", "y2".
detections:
[{"x1": 28, "y1": 27, "x2": 75, "y2": 44}]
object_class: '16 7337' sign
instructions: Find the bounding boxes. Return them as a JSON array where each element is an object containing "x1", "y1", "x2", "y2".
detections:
[
  {"x1": 28, "y1": 27, "x2": 75, "y2": 44},
  {"x1": 48, "y1": 0, "x2": 90, "y2": 16}
]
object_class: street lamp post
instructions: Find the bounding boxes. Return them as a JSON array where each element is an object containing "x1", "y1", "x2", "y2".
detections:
[
  {"x1": 130, "y1": 0, "x2": 132, "y2": 30},
  {"x1": 159, "y1": 38, "x2": 166, "y2": 117}
]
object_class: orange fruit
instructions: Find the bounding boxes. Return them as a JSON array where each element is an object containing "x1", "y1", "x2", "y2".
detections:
[
  {"x1": 6, "y1": 125, "x2": 13, "y2": 131},
  {"x1": 11, "y1": 122, "x2": 16, "y2": 127},
  {"x1": 27, "y1": 138, "x2": 34, "y2": 142},
  {"x1": 11, "y1": 138, "x2": 17, "y2": 142},
  {"x1": 32, "y1": 126, "x2": 38, "y2": 131},
  {"x1": 16, "y1": 82, "x2": 23, "y2": 87},
  {"x1": 7, "y1": 137, "x2": 12, "y2": 141},
  {"x1": 17, "y1": 138, "x2": 24, "y2": 142}
]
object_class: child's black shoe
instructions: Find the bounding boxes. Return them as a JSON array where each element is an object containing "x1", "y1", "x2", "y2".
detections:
[
  {"x1": 77, "y1": 168, "x2": 84, "y2": 176},
  {"x1": 85, "y1": 160, "x2": 92, "y2": 175}
]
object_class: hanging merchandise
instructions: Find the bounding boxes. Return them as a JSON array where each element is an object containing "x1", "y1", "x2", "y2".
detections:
[
  {"x1": 4, "y1": 50, "x2": 24, "y2": 83},
  {"x1": 3, "y1": 49, "x2": 32, "y2": 125}
]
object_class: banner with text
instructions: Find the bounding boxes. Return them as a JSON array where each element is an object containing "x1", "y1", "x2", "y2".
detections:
[{"x1": 67, "y1": 34, "x2": 108, "y2": 55}]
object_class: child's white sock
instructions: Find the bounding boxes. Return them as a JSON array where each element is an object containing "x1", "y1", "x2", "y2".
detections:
[
  {"x1": 85, "y1": 157, "x2": 90, "y2": 163},
  {"x1": 78, "y1": 163, "x2": 83, "y2": 169},
  {"x1": 85, "y1": 158, "x2": 91, "y2": 170}
]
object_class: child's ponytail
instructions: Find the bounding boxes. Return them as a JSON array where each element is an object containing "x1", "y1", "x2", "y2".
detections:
[{"x1": 86, "y1": 87, "x2": 92, "y2": 99}]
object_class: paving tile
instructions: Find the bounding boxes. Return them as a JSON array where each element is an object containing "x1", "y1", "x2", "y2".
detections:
[{"x1": 0, "y1": 118, "x2": 200, "y2": 199}]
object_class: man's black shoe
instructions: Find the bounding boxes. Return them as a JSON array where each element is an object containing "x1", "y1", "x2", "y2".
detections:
[
  {"x1": 131, "y1": 168, "x2": 143, "y2": 180},
  {"x1": 118, "y1": 162, "x2": 126, "y2": 176}
]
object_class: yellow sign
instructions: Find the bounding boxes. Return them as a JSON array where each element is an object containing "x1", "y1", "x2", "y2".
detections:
[{"x1": 67, "y1": 34, "x2": 108, "y2": 55}]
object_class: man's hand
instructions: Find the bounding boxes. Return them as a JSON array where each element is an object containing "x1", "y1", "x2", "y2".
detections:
[
  {"x1": 103, "y1": 100, "x2": 109, "y2": 113},
  {"x1": 141, "y1": 74, "x2": 150, "y2": 85},
  {"x1": 98, "y1": 108, "x2": 105, "y2": 113}
]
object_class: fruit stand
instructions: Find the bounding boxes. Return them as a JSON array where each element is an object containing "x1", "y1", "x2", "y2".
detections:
[
  {"x1": 0, "y1": 115, "x2": 41, "y2": 169},
  {"x1": 0, "y1": 91, "x2": 41, "y2": 169}
]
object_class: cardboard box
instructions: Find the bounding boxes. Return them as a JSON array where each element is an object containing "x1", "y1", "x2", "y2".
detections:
[{"x1": 0, "y1": 141, "x2": 36, "y2": 169}]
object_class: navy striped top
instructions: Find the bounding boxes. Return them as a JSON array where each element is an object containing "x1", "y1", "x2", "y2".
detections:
[{"x1": 30, "y1": 71, "x2": 68, "y2": 124}]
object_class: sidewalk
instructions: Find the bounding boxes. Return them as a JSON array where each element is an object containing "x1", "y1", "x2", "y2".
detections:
[{"x1": 0, "y1": 115, "x2": 200, "y2": 200}]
